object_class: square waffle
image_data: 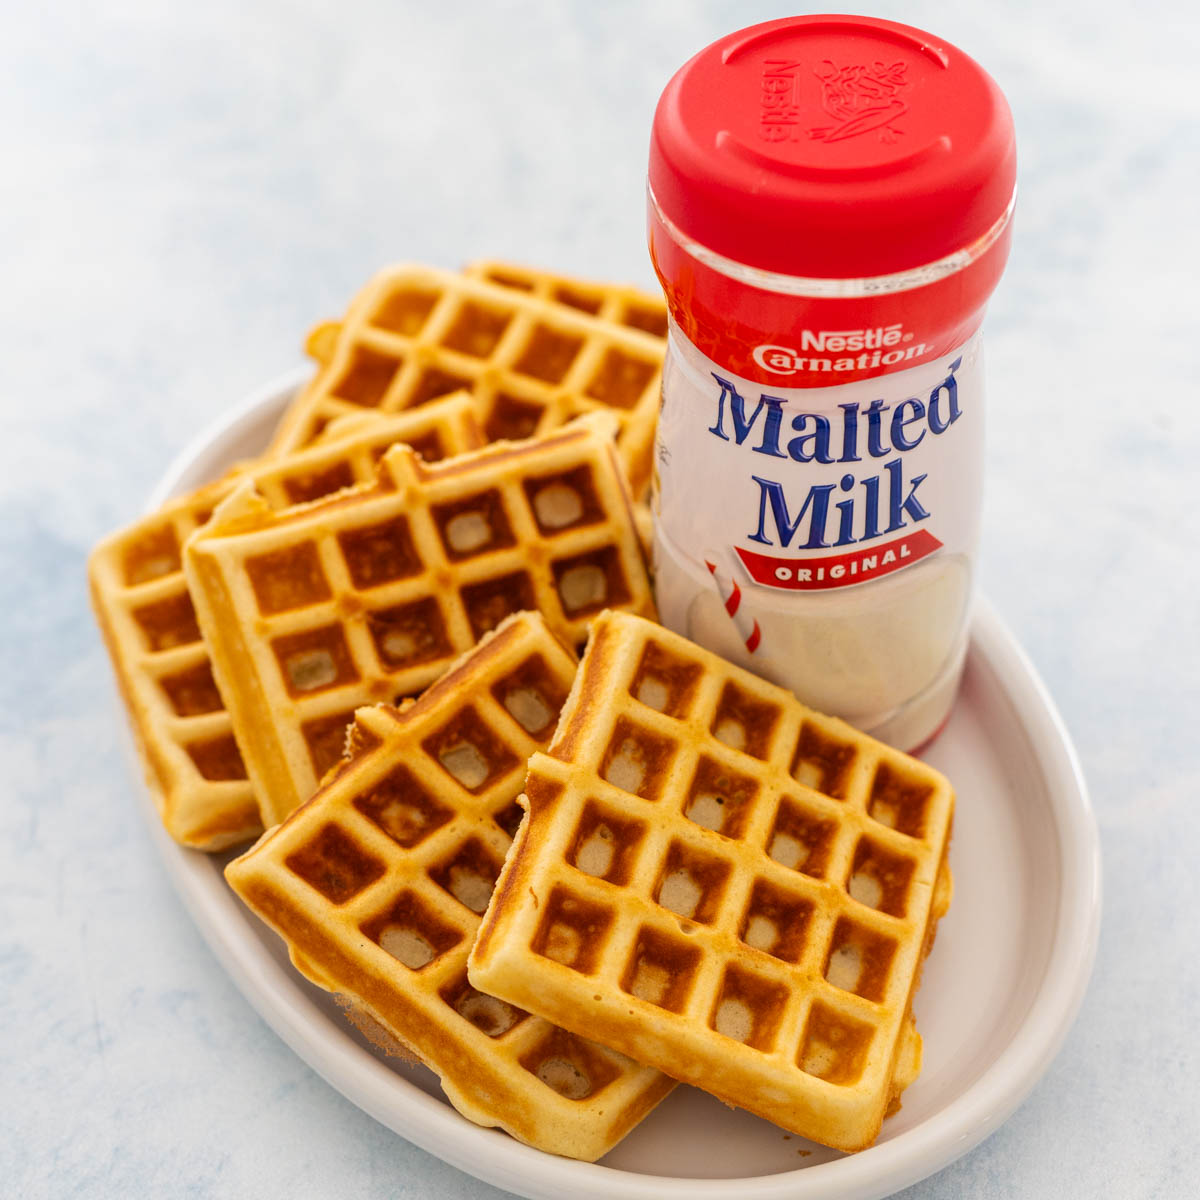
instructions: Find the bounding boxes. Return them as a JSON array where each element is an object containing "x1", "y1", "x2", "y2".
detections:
[
  {"x1": 469, "y1": 609, "x2": 954, "y2": 1152},
  {"x1": 270, "y1": 264, "x2": 665, "y2": 495},
  {"x1": 224, "y1": 611, "x2": 673, "y2": 1160},
  {"x1": 89, "y1": 394, "x2": 484, "y2": 849},
  {"x1": 185, "y1": 414, "x2": 655, "y2": 826},
  {"x1": 462, "y1": 260, "x2": 668, "y2": 339}
]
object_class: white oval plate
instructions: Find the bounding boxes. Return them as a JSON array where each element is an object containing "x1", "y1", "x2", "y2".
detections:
[{"x1": 135, "y1": 371, "x2": 1101, "y2": 1200}]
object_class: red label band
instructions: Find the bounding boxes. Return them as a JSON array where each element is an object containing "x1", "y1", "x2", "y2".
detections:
[
  {"x1": 648, "y1": 201, "x2": 1010, "y2": 387},
  {"x1": 735, "y1": 529, "x2": 943, "y2": 590}
]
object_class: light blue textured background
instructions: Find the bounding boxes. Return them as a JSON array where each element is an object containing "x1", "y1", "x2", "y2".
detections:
[{"x1": 3, "y1": 1, "x2": 1198, "y2": 1196}]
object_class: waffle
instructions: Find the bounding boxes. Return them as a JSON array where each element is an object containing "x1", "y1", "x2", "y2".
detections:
[
  {"x1": 270, "y1": 264, "x2": 665, "y2": 495},
  {"x1": 462, "y1": 260, "x2": 669, "y2": 339},
  {"x1": 89, "y1": 394, "x2": 484, "y2": 849},
  {"x1": 224, "y1": 611, "x2": 673, "y2": 1160},
  {"x1": 469, "y1": 609, "x2": 954, "y2": 1152},
  {"x1": 185, "y1": 414, "x2": 656, "y2": 827}
]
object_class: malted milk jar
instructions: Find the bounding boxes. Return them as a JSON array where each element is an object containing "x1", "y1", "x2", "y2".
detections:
[{"x1": 647, "y1": 14, "x2": 1016, "y2": 750}]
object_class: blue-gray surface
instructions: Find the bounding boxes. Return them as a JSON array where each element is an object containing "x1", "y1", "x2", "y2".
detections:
[{"x1": 3, "y1": 1, "x2": 1197, "y2": 1196}]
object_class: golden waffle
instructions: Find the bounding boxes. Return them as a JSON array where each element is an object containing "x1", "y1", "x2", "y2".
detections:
[
  {"x1": 270, "y1": 264, "x2": 665, "y2": 495},
  {"x1": 467, "y1": 263, "x2": 664, "y2": 540},
  {"x1": 462, "y1": 260, "x2": 668, "y2": 339},
  {"x1": 89, "y1": 394, "x2": 484, "y2": 849},
  {"x1": 469, "y1": 609, "x2": 953, "y2": 1153},
  {"x1": 225, "y1": 611, "x2": 673, "y2": 1160},
  {"x1": 186, "y1": 415, "x2": 656, "y2": 827}
]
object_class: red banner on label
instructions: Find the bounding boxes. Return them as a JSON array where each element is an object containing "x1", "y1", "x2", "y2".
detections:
[
  {"x1": 735, "y1": 530, "x2": 943, "y2": 591},
  {"x1": 648, "y1": 200, "x2": 1009, "y2": 387}
]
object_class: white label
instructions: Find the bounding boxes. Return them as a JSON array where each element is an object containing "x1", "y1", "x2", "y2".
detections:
[{"x1": 652, "y1": 330, "x2": 985, "y2": 747}]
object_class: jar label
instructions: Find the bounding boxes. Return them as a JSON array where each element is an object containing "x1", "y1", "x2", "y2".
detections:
[{"x1": 652, "y1": 328, "x2": 984, "y2": 740}]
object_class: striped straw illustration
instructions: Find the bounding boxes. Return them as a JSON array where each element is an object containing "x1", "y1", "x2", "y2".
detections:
[{"x1": 704, "y1": 556, "x2": 762, "y2": 654}]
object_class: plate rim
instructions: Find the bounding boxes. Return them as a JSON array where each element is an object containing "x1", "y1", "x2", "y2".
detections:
[{"x1": 137, "y1": 374, "x2": 1102, "y2": 1200}]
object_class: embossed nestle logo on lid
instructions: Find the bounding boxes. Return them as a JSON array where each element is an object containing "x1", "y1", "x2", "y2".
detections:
[
  {"x1": 761, "y1": 57, "x2": 912, "y2": 145},
  {"x1": 759, "y1": 60, "x2": 801, "y2": 141},
  {"x1": 810, "y1": 61, "x2": 910, "y2": 144}
]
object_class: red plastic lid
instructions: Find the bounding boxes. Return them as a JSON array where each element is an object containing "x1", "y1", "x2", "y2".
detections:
[{"x1": 648, "y1": 15, "x2": 1016, "y2": 279}]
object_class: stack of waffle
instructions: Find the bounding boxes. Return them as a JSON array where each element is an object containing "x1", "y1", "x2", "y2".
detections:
[
  {"x1": 90, "y1": 262, "x2": 953, "y2": 1161},
  {"x1": 90, "y1": 264, "x2": 665, "y2": 847}
]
